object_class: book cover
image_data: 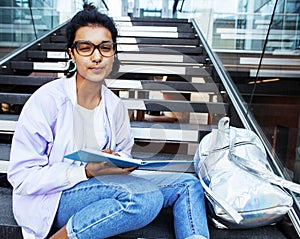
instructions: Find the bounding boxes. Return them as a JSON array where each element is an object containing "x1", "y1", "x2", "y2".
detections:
[{"x1": 65, "y1": 148, "x2": 194, "y2": 168}]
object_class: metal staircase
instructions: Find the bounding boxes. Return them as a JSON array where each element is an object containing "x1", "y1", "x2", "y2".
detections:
[{"x1": 0, "y1": 16, "x2": 299, "y2": 239}]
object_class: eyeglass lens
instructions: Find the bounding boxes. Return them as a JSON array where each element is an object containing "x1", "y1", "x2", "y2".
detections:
[{"x1": 75, "y1": 41, "x2": 116, "y2": 57}]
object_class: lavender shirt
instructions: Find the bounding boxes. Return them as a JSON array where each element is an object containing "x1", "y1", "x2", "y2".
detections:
[{"x1": 7, "y1": 75, "x2": 134, "y2": 238}]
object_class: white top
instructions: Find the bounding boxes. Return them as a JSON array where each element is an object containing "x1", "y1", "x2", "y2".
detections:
[{"x1": 74, "y1": 102, "x2": 108, "y2": 150}]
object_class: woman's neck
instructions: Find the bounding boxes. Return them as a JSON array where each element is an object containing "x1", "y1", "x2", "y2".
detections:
[{"x1": 76, "y1": 78, "x2": 102, "y2": 110}]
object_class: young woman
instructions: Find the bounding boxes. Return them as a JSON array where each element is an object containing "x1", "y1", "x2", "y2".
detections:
[{"x1": 7, "y1": 3, "x2": 209, "y2": 239}]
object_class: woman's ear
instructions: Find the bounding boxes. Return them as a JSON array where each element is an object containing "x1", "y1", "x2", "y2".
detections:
[{"x1": 68, "y1": 48, "x2": 74, "y2": 60}]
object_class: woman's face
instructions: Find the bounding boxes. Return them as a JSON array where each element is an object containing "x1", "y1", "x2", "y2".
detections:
[{"x1": 69, "y1": 25, "x2": 115, "y2": 84}]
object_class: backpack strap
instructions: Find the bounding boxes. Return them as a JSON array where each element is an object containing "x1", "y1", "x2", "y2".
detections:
[
  {"x1": 230, "y1": 153, "x2": 300, "y2": 194},
  {"x1": 198, "y1": 174, "x2": 243, "y2": 223}
]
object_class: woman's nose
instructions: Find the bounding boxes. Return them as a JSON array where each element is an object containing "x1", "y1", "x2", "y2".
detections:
[{"x1": 91, "y1": 48, "x2": 103, "y2": 62}]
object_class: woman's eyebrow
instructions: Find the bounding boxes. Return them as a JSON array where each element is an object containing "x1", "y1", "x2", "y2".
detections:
[
  {"x1": 80, "y1": 40, "x2": 113, "y2": 44},
  {"x1": 100, "y1": 40, "x2": 113, "y2": 43}
]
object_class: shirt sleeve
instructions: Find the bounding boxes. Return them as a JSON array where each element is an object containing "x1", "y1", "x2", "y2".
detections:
[{"x1": 67, "y1": 165, "x2": 88, "y2": 184}]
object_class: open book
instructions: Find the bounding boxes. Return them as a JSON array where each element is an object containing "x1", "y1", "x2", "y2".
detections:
[{"x1": 65, "y1": 148, "x2": 194, "y2": 168}]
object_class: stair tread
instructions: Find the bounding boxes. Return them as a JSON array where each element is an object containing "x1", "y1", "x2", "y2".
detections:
[
  {"x1": 49, "y1": 35, "x2": 201, "y2": 46},
  {"x1": 40, "y1": 42, "x2": 203, "y2": 54},
  {"x1": 26, "y1": 50, "x2": 207, "y2": 64},
  {"x1": 114, "y1": 17, "x2": 190, "y2": 23},
  {"x1": 9, "y1": 61, "x2": 212, "y2": 76},
  {"x1": 0, "y1": 114, "x2": 216, "y2": 134},
  {"x1": 0, "y1": 185, "x2": 293, "y2": 239},
  {"x1": 0, "y1": 75, "x2": 55, "y2": 86},
  {"x1": 0, "y1": 76, "x2": 220, "y2": 92},
  {"x1": 0, "y1": 187, "x2": 17, "y2": 225},
  {"x1": 0, "y1": 92, "x2": 227, "y2": 113}
]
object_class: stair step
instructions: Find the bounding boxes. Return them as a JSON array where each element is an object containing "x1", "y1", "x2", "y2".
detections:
[
  {"x1": 49, "y1": 35, "x2": 201, "y2": 46},
  {"x1": 122, "y1": 99, "x2": 228, "y2": 113},
  {"x1": 54, "y1": 18, "x2": 191, "y2": 36},
  {"x1": 40, "y1": 42, "x2": 66, "y2": 50},
  {"x1": 57, "y1": 26, "x2": 195, "y2": 39},
  {"x1": 116, "y1": 21, "x2": 194, "y2": 31},
  {"x1": 39, "y1": 42, "x2": 203, "y2": 54},
  {"x1": 117, "y1": 37, "x2": 200, "y2": 46},
  {"x1": 113, "y1": 16, "x2": 189, "y2": 23},
  {"x1": 130, "y1": 121, "x2": 214, "y2": 142},
  {"x1": 105, "y1": 79, "x2": 220, "y2": 92},
  {"x1": 116, "y1": 19, "x2": 189, "y2": 25},
  {"x1": 0, "y1": 75, "x2": 220, "y2": 92},
  {"x1": 0, "y1": 92, "x2": 227, "y2": 113},
  {"x1": 118, "y1": 53, "x2": 206, "y2": 64},
  {"x1": 118, "y1": 31, "x2": 194, "y2": 38},
  {"x1": 0, "y1": 144, "x2": 11, "y2": 163},
  {"x1": 116, "y1": 25, "x2": 194, "y2": 33},
  {"x1": 26, "y1": 51, "x2": 207, "y2": 64},
  {"x1": 0, "y1": 115, "x2": 215, "y2": 140},
  {"x1": 9, "y1": 61, "x2": 211, "y2": 76},
  {"x1": 27, "y1": 51, "x2": 68, "y2": 60},
  {"x1": 0, "y1": 92, "x2": 31, "y2": 105},
  {"x1": 0, "y1": 187, "x2": 22, "y2": 239},
  {"x1": 0, "y1": 75, "x2": 54, "y2": 86},
  {"x1": 117, "y1": 45, "x2": 203, "y2": 54},
  {"x1": 50, "y1": 35, "x2": 67, "y2": 43},
  {"x1": 0, "y1": 183, "x2": 295, "y2": 239},
  {"x1": 0, "y1": 185, "x2": 175, "y2": 239},
  {"x1": 118, "y1": 64, "x2": 211, "y2": 76}
]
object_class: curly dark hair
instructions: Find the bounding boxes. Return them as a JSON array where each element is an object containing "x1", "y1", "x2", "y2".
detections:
[{"x1": 66, "y1": 2, "x2": 118, "y2": 49}]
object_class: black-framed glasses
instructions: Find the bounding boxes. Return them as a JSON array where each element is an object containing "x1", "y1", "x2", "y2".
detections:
[{"x1": 72, "y1": 40, "x2": 117, "y2": 57}]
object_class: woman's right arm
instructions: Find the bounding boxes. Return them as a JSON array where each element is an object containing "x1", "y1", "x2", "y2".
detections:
[{"x1": 7, "y1": 90, "x2": 86, "y2": 196}]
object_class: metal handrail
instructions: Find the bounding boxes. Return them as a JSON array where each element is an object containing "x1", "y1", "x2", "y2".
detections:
[
  {"x1": 101, "y1": 0, "x2": 109, "y2": 11},
  {"x1": 28, "y1": 0, "x2": 37, "y2": 39}
]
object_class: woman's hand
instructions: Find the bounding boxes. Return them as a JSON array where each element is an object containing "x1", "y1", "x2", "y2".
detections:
[{"x1": 84, "y1": 149, "x2": 137, "y2": 178}]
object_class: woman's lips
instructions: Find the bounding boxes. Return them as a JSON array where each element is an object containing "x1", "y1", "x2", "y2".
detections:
[{"x1": 90, "y1": 66, "x2": 104, "y2": 74}]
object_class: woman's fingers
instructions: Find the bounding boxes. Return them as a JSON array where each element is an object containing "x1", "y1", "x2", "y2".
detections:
[{"x1": 85, "y1": 162, "x2": 138, "y2": 177}]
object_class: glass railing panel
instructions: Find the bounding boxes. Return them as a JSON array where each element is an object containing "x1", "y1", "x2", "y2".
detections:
[
  {"x1": 178, "y1": 10, "x2": 299, "y2": 53},
  {"x1": 0, "y1": 0, "x2": 108, "y2": 58},
  {"x1": 211, "y1": 13, "x2": 299, "y2": 53},
  {"x1": 0, "y1": 7, "x2": 58, "y2": 45}
]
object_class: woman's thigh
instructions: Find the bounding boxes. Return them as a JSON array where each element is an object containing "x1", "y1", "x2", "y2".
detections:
[
  {"x1": 53, "y1": 174, "x2": 163, "y2": 228},
  {"x1": 131, "y1": 170, "x2": 200, "y2": 206}
]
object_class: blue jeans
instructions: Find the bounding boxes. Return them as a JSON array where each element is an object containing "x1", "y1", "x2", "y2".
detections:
[
  {"x1": 53, "y1": 171, "x2": 209, "y2": 239},
  {"x1": 132, "y1": 170, "x2": 209, "y2": 239}
]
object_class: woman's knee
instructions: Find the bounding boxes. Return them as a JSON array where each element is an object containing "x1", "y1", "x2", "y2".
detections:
[
  {"x1": 173, "y1": 173, "x2": 204, "y2": 197},
  {"x1": 113, "y1": 178, "x2": 164, "y2": 227},
  {"x1": 176, "y1": 173, "x2": 199, "y2": 185},
  {"x1": 185, "y1": 174, "x2": 203, "y2": 191}
]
